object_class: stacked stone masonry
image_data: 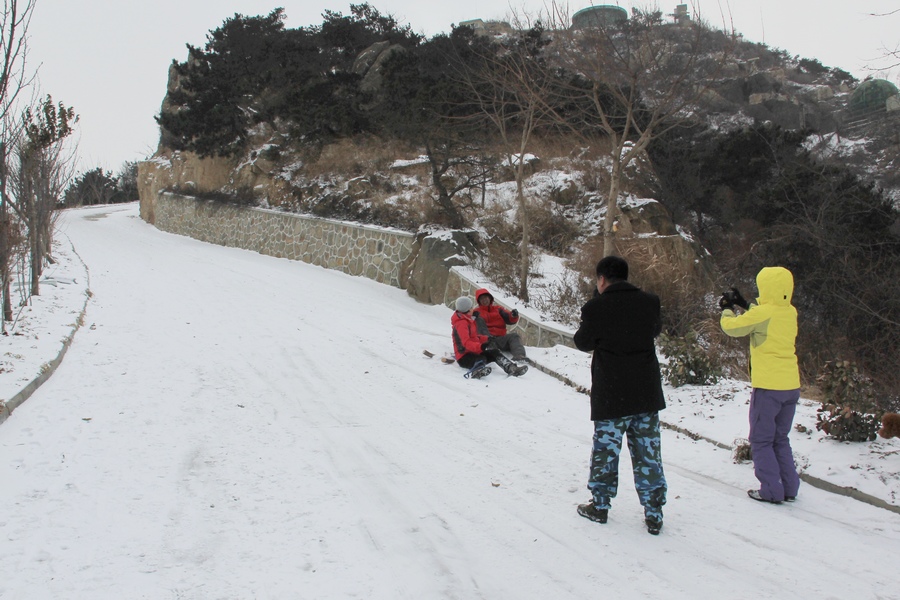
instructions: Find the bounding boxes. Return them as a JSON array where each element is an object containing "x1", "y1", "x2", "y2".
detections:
[
  {"x1": 156, "y1": 193, "x2": 415, "y2": 288},
  {"x1": 150, "y1": 192, "x2": 575, "y2": 349}
]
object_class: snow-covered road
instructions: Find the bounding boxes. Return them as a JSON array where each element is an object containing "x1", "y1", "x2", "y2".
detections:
[{"x1": 1, "y1": 204, "x2": 898, "y2": 599}]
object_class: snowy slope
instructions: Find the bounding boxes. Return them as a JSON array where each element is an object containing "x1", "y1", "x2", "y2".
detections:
[{"x1": 0, "y1": 203, "x2": 898, "y2": 600}]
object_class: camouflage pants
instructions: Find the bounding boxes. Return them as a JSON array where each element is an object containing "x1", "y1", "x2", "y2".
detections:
[{"x1": 588, "y1": 411, "x2": 667, "y2": 520}]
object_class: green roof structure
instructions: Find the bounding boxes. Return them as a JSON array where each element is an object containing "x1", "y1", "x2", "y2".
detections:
[
  {"x1": 572, "y1": 5, "x2": 628, "y2": 29},
  {"x1": 849, "y1": 79, "x2": 900, "y2": 113}
]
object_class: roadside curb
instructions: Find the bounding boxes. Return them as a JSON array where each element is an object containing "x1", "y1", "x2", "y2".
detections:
[
  {"x1": 529, "y1": 358, "x2": 900, "y2": 515},
  {"x1": 0, "y1": 235, "x2": 91, "y2": 427}
]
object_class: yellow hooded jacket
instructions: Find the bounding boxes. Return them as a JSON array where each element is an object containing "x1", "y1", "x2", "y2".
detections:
[{"x1": 720, "y1": 266, "x2": 800, "y2": 390}]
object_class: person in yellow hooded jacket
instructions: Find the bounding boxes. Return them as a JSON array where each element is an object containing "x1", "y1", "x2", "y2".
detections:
[{"x1": 719, "y1": 266, "x2": 801, "y2": 505}]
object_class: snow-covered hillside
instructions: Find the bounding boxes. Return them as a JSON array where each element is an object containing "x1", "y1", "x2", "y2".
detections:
[{"x1": 0, "y1": 203, "x2": 898, "y2": 599}]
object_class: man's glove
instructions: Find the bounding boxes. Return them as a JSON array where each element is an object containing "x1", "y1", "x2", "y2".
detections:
[
  {"x1": 719, "y1": 293, "x2": 735, "y2": 311},
  {"x1": 511, "y1": 309, "x2": 519, "y2": 318},
  {"x1": 482, "y1": 337, "x2": 496, "y2": 352},
  {"x1": 729, "y1": 287, "x2": 749, "y2": 310}
]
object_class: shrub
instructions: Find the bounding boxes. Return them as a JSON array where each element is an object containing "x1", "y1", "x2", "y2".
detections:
[
  {"x1": 529, "y1": 267, "x2": 592, "y2": 328},
  {"x1": 474, "y1": 203, "x2": 541, "y2": 298},
  {"x1": 816, "y1": 406, "x2": 879, "y2": 442},
  {"x1": 797, "y1": 57, "x2": 828, "y2": 75},
  {"x1": 473, "y1": 234, "x2": 537, "y2": 299},
  {"x1": 732, "y1": 438, "x2": 752, "y2": 463},
  {"x1": 814, "y1": 360, "x2": 880, "y2": 442},
  {"x1": 527, "y1": 200, "x2": 583, "y2": 254},
  {"x1": 659, "y1": 331, "x2": 722, "y2": 387},
  {"x1": 64, "y1": 167, "x2": 128, "y2": 206}
]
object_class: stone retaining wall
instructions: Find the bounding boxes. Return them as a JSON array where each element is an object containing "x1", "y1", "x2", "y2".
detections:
[{"x1": 154, "y1": 192, "x2": 417, "y2": 288}]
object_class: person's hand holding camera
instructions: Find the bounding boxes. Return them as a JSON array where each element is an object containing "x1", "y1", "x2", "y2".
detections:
[
  {"x1": 719, "y1": 287, "x2": 750, "y2": 312},
  {"x1": 729, "y1": 287, "x2": 749, "y2": 310},
  {"x1": 718, "y1": 292, "x2": 735, "y2": 311}
]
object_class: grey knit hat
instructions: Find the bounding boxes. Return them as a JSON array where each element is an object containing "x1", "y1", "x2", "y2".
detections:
[{"x1": 455, "y1": 296, "x2": 474, "y2": 313}]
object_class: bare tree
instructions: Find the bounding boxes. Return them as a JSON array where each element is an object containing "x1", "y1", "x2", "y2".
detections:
[
  {"x1": 456, "y1": 26, "x2": 560, "y2": 301},
  {"x1": 543, "y1": 2, "x2": 735, "y2": 256},
  {"x1": 421, "y1": 136, "x2": 495, "y2": 229},
  {"x1": 8, "y1": 95, "x2": 77, "y2": 296},
  {"x1": 0, "y1": 0, "x2": 36, "y2": 328},
  {"x1": 868, "y1": 8, "x2": 900, "y2": 72}
]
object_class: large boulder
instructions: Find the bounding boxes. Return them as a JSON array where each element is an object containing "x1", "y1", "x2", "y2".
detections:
[
  {"x1": 618, "y1": 199, "x2": 678, "y2": 236},
  {"x1": 358, "y1": 43, "x2": 405, "y2": 95},
  {"x1": 745, "y1": 95, "x2": 808, "y2": 130},
  {"x1": 405, "y1": 231, "x2": 480, "y2": 304},
  {"x1": 711, "y1": 77, "x2": 748, "y2": 104},
  {"x1": 353, "y1": 41, "x2": 391, "y2": 76},
  {"x1": 747, "y1": 72, "x2": 782, "y2": 96},
  {"x1": 611, "y1": 200, "x2": 715, "y2": 288},
  {"x1": 137, "y1": 152, "x2": 236, "y2": 223}
]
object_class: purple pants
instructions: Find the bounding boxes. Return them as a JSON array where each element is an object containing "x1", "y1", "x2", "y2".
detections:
[{"x1": 749, "y1": 388, "x2": 801, "y2": 502}]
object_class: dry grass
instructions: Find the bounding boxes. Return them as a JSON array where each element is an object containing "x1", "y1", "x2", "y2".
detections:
[
  {"x1": 529, "y1": 267, "x2": 592, "y2": 328},
  {"x1": 473, "y1": 239, "x2": 521, "y2": 297},
  {"x1": 302, "y1": 136, "x2": 418, "y2": 179},
  {"x1": 474, "y1": 204, "x2": 532, "y2": 297},
  {"x1": 527, "y1": 133, "x2": 614, "y2": 163},
  {"x1": 527, "y1": 200, "x2": 584, "y2": 254},
  {"x1": 732, "y1": 439, "x2": 752, "y2": 463}
]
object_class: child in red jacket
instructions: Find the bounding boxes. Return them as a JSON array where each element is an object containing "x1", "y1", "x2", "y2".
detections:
[
  {"x1": 451, "y1": 296, "x2": 527, "y2": 377},
  {"x1": 474, "y1": 288, "x2": 527, "y2": 361}
]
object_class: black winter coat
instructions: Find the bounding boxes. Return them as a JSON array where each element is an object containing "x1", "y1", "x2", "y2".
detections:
[{"x1": 573, "y1": 281, "x2": 666, "y2": 420}]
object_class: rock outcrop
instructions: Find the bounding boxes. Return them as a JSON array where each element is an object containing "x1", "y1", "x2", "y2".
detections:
[{"x1": 405, "y1": 232, "x2": 480, "y2": 305}]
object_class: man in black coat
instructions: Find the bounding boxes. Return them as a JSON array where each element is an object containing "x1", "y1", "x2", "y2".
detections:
[{"x1": 573, "y1": 256, "x2": 668, "y2": 535}]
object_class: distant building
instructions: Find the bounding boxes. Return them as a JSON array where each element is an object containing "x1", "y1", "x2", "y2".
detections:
[
  {"x1": 673, "y1": 4, "x2": 690, "y2": 25},
  {"x1": 849, "y1": 79, "x2": 900, "y2": 113},
  {"x1": 571, "y1": 5, "x2": 628, "y2": 30}
]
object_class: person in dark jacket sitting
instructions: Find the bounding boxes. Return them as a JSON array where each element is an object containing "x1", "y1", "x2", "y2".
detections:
[
  {"x1": 474, "y1": 288, "x2": 527, "y2": 361},
  {"x1": 451, "y1": 296, "x2": 527, "y2": 377},
  {"x1": 573, "y1": 256, "x2": 668, "y2": 535}
]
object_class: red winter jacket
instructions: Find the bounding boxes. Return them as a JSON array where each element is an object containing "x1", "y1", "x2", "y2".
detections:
[
  {"x1": 474, "y1": 288, "x2": 519, "y2": 337},
  {"x1": 451, "y1": 310, "x2": 489, "y2": 361}
]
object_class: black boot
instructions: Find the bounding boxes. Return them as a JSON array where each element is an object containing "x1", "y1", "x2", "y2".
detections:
[
  {"x1": 577, "y1": 501, "x2": 608, "y2": 524},
  {"x1": 492, "y1": 353, "x2": 528, "y2": 377}
]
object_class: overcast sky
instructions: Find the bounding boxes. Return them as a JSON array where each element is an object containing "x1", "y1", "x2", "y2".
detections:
[{"x1": 25, "y1": 1, "x2": 898, "y2": 174}]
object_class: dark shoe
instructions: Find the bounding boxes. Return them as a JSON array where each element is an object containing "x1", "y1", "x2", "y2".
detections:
[
  {"x1": 645, "y1": 517, "x2": 663, "y2": 535},
  {"x1": 495, "y1": 355, "x2": 528, "y2": 377},
  {"x1": 577, "y1": 502, "x2": 608, "y2": 524},
  {"x1": 508, "y1": 363, "x2": 528, "y2": 377},
  {"x1": 469, "y1": 365, "x2": 491, "y2": 379},
  {"x1": 784, "y1": 496, "x2": 796, "y2": 502},
  {"x1": 464, "y1": 360, "x2": 492, "y2": 380},
  {"x1": 747, "y1": 489, "x2": 782, "y2": 504}
]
